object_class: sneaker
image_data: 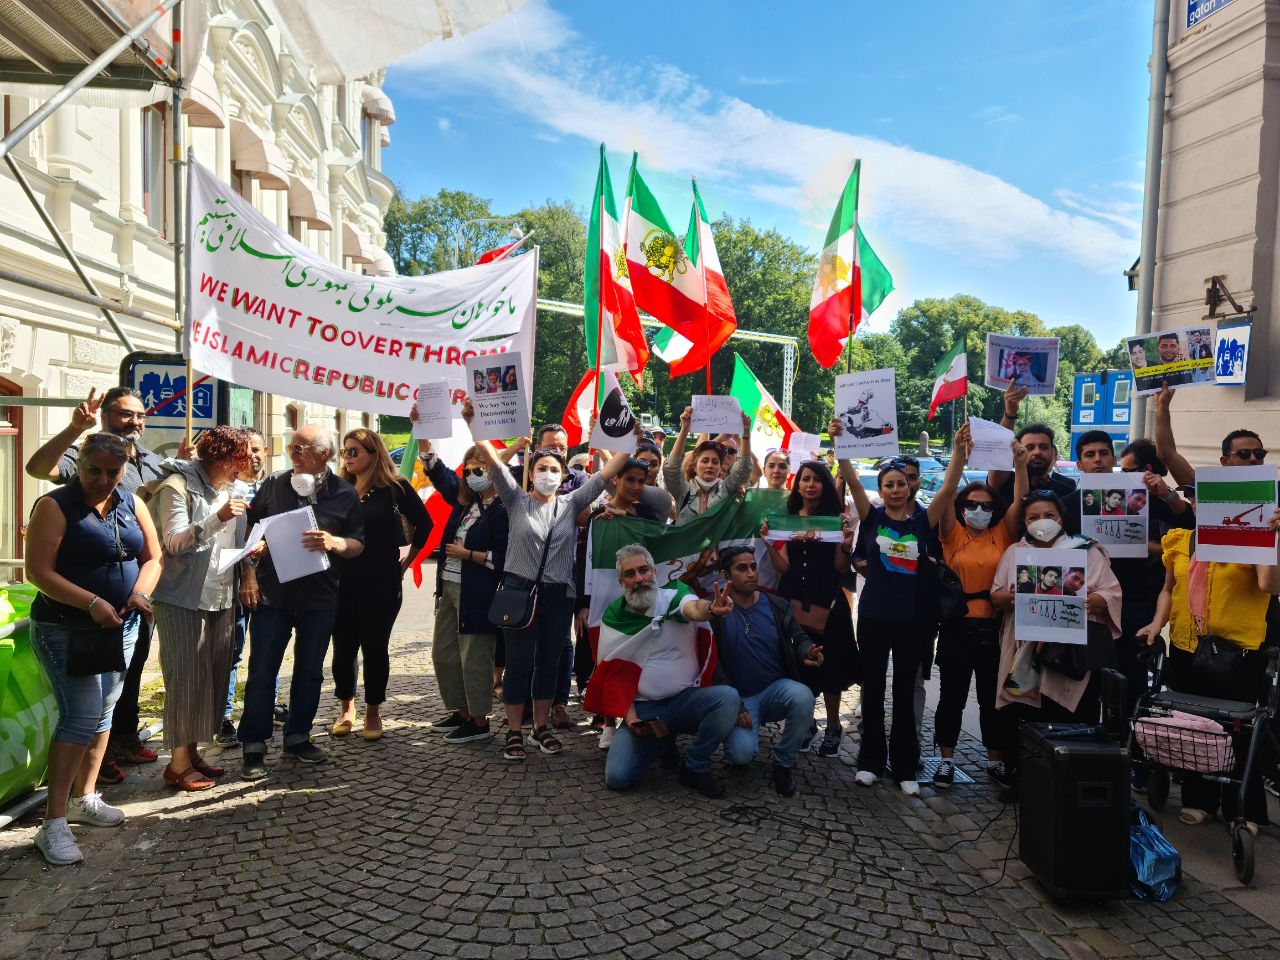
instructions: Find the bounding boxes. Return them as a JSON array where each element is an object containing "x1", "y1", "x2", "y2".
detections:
[
  {"x1": 900, "y1": 780, "x2": 921, "y2": 797},
  {"x1": 933, "y1": 760, "x2": 955, "y2": 789},
  {"x1": 854, "y1": 770, "x2": 877, "y2": 787},
  {"x1": 431, "y1": 711, "x2": 466, "y2": 734},
  {"x1": 242, "y1": 752, "x2": 268, "y2": 779},
  {"x1": 34, "y1": 820, "x2": 83, "y2": 866},
  {"x1": 798, "y1": 722, "x2": 819, "y2": 753},
  {"x1": 284, "y1": 741, "x2": 327, "y2": 764},
  {"x1": 598, "y1": 725, "x2": 615, "y2": 751},
  {"x1": 66, "y1": 792, "x2": 124, "y2": 827},
  {"x1": 550, "y1": 704, "x2": 573, "y2": 730},
  {"x1": 677, "y1": 762, "x2": 725, "y2": 798},
  {"x1": 214, "y1": 718, "x2": 240, "y2": 746},
  {"x1": 96, "y1": 758, "x2": 125, "y2": 786},
  {"x1": 273, "y1": 702, "x2": 289, "y2": 726},
  {"x1": 591, "y1": 714, "x2": 607, "y2": 732},
  {"x1": 114, "y1": 740, "x2": 158, "y2": 764},
  {"x1": 443, "y1": 718, "x2": 492, "y2": 744},
  {"x1": 1131, "y1": 766, "x2": 1149, "y2": 794},
  {"x1": 772, "y1": 763, "x2": 797, "y2": 798},
  {"x1": 987, "y1": 761, "x2": 1011, "y2": 788},
  {"x1": 817, "y1": 723, "x2": 842, "y2": 758}
]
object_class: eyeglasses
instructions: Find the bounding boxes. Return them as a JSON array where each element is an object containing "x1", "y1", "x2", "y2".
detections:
[
  {"x1": 1231, "y1": 448, "x2": 1268, "y2": 462},
  {"x1": 960, "y1": 500, "x2": 994, "y2": 512},
  {"x1": 464, "y1": 467, "x2": 486, "y2": 477},
  {"x1": 107, "y1": 407, "x2": 146, "y2": 423}
]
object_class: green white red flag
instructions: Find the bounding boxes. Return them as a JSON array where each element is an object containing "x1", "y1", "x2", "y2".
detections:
[
  {"x1": 585, "y1": 145, "x2": 648, "y2": 383},
  {"x1": 808, "y1": 161, "x2": 895, "y2": 368},
  {"x1": 928, "y1": 341, "x2": 968, "y2": 420},
  {"x1": 729, "y1": 353, "x2": 798, "y2": 456},
  {"x1": 679, "y1": 179, "x2": 738, "y2": 376},
  {"x1": 562, "y1": 368, "x2": 601, "y2": 448},
  {"x1": 652, "y1": 326, "x2": 694, "y2": 367}
]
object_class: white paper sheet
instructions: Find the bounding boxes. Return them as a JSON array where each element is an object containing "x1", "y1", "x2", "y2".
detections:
[
  {"x1": 465, "y1": 351, "x2": 531, "y2": 441},
  {"x1": 412, "y1": 382, "x2": 454, "y2": 440},
  {"x1": 691, "y1": 395, "x2": 742, "y2": 434},
  {"x1": 262, "y1": 506, "x2": 331, "y2": 584},
  {"x1": 787, "y1": 432, "x2": 823, "y2": 472},
  {"x1": 215, "y1": 517, "x2": 275, "y2": 575},
  {"x1": 832, "y1": 369, "x2": 899, "y2": 459},
  {"x1": 966, "y1": 417, "x2": 1015, "y2": 472}
]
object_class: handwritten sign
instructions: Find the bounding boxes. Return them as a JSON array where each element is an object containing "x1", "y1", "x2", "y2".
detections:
[
  {"x1": 787, "y1": 431, "x2": 823, "y2": 472},
  {"x1": 411, "y1": 382, "x2": 453, "y2": 440},
  {"x1": 691, "y1": 395, "x2": 742, "y2": 435},
  {"x1": 966, "y1": 417, "x2": 1014, "y2": 472},
  {"x1": 465, "y1": 351, "x2": 530, "y2": 441},
  {"x1": 1078, "y1": 473, "x2": 1148, "y2": 558},
  {"x1": 833, "y1": 368, "x2": 898, "y2": 458},
  {"x1": 1013, "y1": 546, "x2": 1089, "y2": 645}
]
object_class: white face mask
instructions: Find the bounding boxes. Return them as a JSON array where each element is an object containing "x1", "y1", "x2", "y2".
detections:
[
  {"x1": 533, "y1": 474, "x2": 561, "y2": 496},
  {"x1": 695, "y1": 476, "x2": 718, "y2": 491},
  {"x1": 466, "y1": 473, "x2": 492, "y2": 493},
  {"x1": 963, "y1": 508, "x2": 993, "y2": 530},
  {"x1": 1026, "y1": 518, "x2": 1062, "y2": 543},
  {"x1": 290, "y1": 472, "x2": 317, "y2": 497}
]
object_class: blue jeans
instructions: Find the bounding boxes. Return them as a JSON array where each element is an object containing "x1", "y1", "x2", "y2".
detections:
[
  {"x1": 238, "y1": 605, "x2": 335, "y2": 752},
  {"x1": 225, "y1": 607, "x2": 279, "y2": 719},
  {"x1": 605, "y1": 685, "x2": 739, "y2": 789},
  {"x1": 31, "y1": 615, "x2": 139, "y2": 746},
  {"x1": 723, "y1": 678, "x2": 815, "y2": 769}
]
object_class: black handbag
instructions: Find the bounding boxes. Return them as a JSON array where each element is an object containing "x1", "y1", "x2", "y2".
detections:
[
  {"x1": 1036, "y1": 621, "x2": 1115, "y2": 682},
  {"x1": 488, "y1": 501, "x2": 557, "y2": 630},
  {"x1": 1191, "y1": 633, "x2": 1245, "y2": 697},
  {"x1": 390, "y1": 481, "x2": 414, "y2": 548},
  {"x1": 66, "y1": 624, "x2": 126, "y2": 676}
]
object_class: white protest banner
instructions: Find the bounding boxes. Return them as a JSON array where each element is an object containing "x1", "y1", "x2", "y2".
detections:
[
  {"x1": 186, "y1": 158, "x2": 536, "y2": 418},
  {"x1": 411, "y1": 382, "x2": 453, "y2": 440},
  {"x1": 1013, "y1": 547, "x2": 1089, "y2": 644},
  {"x1": 589, "y1": 369, "x2": 639, "y2": 453},
  {"x1": 985, "y1": 334, "x2": 1060, "y2": 396},
  {"x1": 966, "y1": 417, "x2": 1014, "y2": 472},
  {"x1": 787, "y1": 431, "x2": 823, "y2": 472},
  {"x1": 833, "y1": 368, "x2": 898, "y2": 458},
  {"x1": 1126, "y1": 326, "x2": 1216, "y2": 395},
  {"x1": 465, "y1": 352, "x2": 531, "y2": 441},
  {"x1": 691, "y1": 395, "x2": 742, "y2": 434},
  {"x1": 1078, "y1": 473, "x2": 1148, "y2": 558},
  {"x1": 1195, "y1": 465, "x2": 1278, "y2": 564}
]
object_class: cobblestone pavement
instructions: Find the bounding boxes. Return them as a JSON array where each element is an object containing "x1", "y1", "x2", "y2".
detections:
[{"x1": 3, "y1": 572, "x2": 1280, "y2": 960}]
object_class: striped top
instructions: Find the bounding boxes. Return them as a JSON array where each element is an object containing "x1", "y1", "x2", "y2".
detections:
[{"x1": 491, "y1": 463, "x2": 605, "y2": 595}]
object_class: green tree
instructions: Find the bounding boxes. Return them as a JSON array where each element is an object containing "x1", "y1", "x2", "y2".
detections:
[{"x1": 1100, "y1": 337, "x2": 1130, "y2": 370}]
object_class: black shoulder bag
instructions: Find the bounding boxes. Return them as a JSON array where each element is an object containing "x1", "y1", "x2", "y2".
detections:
[
  {"x1": 67, "y1": 503, "x2": 128, "y2": 677},
  {"x1": 390, "y1": 480, "x2": 415, "y2": 547},
  {"x1": 488, "y1": 500, "x2": 558, "y2": 630}
]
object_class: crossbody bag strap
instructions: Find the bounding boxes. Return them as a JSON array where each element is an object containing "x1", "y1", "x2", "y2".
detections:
[{"x1": 531, "y1": 499, "x2": 559, "y2": 582}]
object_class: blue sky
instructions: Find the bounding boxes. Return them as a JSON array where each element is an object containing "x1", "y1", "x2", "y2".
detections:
[{"x1": 384, "y1": 1, "x2": 1152, "y2": 349}]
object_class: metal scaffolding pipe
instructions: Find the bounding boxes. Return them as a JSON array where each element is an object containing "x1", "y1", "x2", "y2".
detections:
[{"x1": 0, "y1": 265, "x2": 180, "y2": 329}]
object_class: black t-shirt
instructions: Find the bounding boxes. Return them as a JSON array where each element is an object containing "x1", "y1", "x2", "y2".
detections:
[
  {"x1": 994, "y1": 469, "x2": 1076, "y2": 509},
  {"x1": 247, "y1": 470, "x2": 365, "y2": 611},
  {"x1": 857, "y1": 506, "x2": 939, "y2": 622}
]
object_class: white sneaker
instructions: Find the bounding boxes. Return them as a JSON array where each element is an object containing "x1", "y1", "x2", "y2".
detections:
[
  {"x1": 854, "y1": 770, "x2": 876, "y2": 787},
  {"x1": 34, "y1": 819, "x2": 83, "y2": 866},
  {"x1": 66, "y1": 792, "x2": 125, "y2": 827},
  {"x1": 900, "y1": 779, "x2": 921, "y2": 797},
  {"x1": 598, "y1": 725, "x2": 615, "y2": 751}
]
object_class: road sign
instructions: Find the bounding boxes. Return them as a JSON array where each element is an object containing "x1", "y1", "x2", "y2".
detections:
[
  {"x1": 121, "y1": 352, "x2": 226, "y2": 458},
  {"x1": 1188, "y1": 0, "x2": 1238, "y2": 29}
]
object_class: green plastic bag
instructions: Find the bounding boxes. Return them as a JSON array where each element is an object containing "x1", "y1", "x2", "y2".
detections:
[{"x1": 0, "y1": 584, "x2": 57, "y2": 808}]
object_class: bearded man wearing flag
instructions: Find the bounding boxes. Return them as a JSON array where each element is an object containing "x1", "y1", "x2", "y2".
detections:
[{"x1": 595, "y1": 545, "x2": 740, "y2": 798}]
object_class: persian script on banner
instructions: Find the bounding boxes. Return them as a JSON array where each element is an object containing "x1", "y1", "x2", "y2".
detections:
[{"x1": 185, "y1": 158, "x2": 537, "y2": 416}]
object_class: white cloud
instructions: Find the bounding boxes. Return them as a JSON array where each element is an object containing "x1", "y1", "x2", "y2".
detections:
[
  {"x1": 437, "y1": 116, "x2": 451, "y2": 133},
  {"x1": 972, "y1": 105, "x2": 1019, "y2": 125},
  {"x1": 389, "y1": 1, "x2": 1137, "y2": 274}
]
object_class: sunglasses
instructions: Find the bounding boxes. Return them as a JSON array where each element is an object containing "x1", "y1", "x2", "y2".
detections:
[
  {"x1": 342, "y1": 447, "x2": 367, "y2": 458},
  {"x1": 464, "y1": 467, "x2": 486, "y2": 477},
  {"x1": 722, "y1": 446, "x2": 739, "y2": 456},
  {"x1": 624, "y1": 458, "x2": 652, "y2": 471},
  {"x1": 288, "y1": 443, "x2": 317, "y2": 456},
  {"x1": 1231, "y1": 448, "x2": 1268, "y2": 462},
  {"x1": 1022, "y1": 488, "x2": 1057, "y2": 501},
  {"x1": 960, "y1": 500, "x2": 994, "y2": 512}
]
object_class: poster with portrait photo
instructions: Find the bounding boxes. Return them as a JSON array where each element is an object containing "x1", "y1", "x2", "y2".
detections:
[
  {"x1": 465, "y1": 351, "x2": 531, "y2": 441},
  {"x1": 1078, "y1": 473, "x2": 1148, "y2": 558},
  {"x1": 1126, "y1": 326, "x2": 1216, "y2": 395},
  {"x1": 1013, "y1": 547, "x2": 1089, "y2": 644},
  {"x1": 984, "y1": 334, "x2": 1060, "y2": 396}
]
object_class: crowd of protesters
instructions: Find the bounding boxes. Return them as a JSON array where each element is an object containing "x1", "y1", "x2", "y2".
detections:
[{"x1": 17, "y1": 376, "x2": 1280, "y2": 865}]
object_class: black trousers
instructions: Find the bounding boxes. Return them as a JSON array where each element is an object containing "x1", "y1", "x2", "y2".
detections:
[
  {"x1": 331, "y1": 577, "x2": 402, "y2": 705},
  {"x1": 110, "y1": 617, "x2": 151, "y2": 743},
  {"x1": 934, "y1": 618, "x2": 1001, "y2": 751},
  {"x1": 857, "y1": 615, "x2": 927, "y2": 779}
]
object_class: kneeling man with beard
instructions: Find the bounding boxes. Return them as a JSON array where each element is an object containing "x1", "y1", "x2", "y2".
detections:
[{"x1": 587, "y1": 544, "x2": 739, "y2": 797}]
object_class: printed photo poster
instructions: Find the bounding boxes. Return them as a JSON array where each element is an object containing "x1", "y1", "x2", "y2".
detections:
[
  {"x1": 833, "y1": 368, "x2": 899, "y2": 459},
  {"x1": 1013, "y1": 547, "x2": 1089, "y2": 644},
  {"x1": 985, "y1": 334, "x2": 1060, "y2": 396},
  {"x1": 1126, "y1": 327, "x2": 1216, "y2": 395},
  {"x1": 1195, "y1": 465, "x2": 1279, "y2": 564},
  {"x1": 1078, "y1": 473, "x2": 1149, "y2": 558},
  {"x1": 1214, "y1": 323, "x2": 1251, "y2": 386},
  {"x1": 464, "y1": 351, "x2": 531, "y2": 441}
]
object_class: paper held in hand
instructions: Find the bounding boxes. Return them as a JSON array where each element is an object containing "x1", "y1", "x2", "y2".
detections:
[
  {"x1": 1194, "y1": 465, "x2": 1278, "y2": 564},
  {"x1": 690, "y1": 395, "x2": 742, "y2": 434},
  {"x1": 1077, "y1": 473, "x2": 1148, "y2": 559},
  {"x1": 465, "y1": 351, "x2": 531, "y2": 441},
  {"x1": 832, "y1": 368, "x2": 898, "y2": 459},
  {"x1": 1013, "y1": 546, "x2": 1089, "y2": 645},
  {"x1": 412, "y1": 382, "x2": 453, "y2": 440},
  {"x1": 984, "y1": 334, "x2": 1060, "y2": 397},
  {"x1": 966, "y1": 417, "x2": 1014, "y2": 472},
  {"x1": 787, "y1": 432, "x2": 823, "y2": 472},
  {"x1": 262, "y1": 506, "x2": 330, "y2": 584},
  {"x1": 216, "y1": 517, "x2": 275, "y2": 575}
]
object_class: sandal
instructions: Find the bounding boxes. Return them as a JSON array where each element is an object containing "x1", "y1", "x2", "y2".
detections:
[
  {"x1": 527, "y1": 725, "x2": 563, "y2": 755},
  {"x1": 503, "y1": 730, "x2": 525, "y2": 761},
  {"x1": 191, "y1": 755, "x2": 225, "y2": 778},
  {"x1": 1179, "y1": 807, "x2": 1211, "y2": 826},
  {"x1": 163, "y1": 766, "x2": 215, "y2": 791}
]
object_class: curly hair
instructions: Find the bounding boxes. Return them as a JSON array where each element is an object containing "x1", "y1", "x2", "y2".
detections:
[{"x1": 196, "y1": 425, "x2": 251, "y2": 475}]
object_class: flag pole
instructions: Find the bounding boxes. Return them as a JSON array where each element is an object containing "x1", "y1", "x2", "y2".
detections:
[
  {"x1": 592, "y1": 146, "x2": 606, "y2": 419},
  {"x1": 845, "y1": 159, "x2": 861, "y2": 375},
  {"x1": 694, "y1": 176, "x2": 712, "y2": 394}
]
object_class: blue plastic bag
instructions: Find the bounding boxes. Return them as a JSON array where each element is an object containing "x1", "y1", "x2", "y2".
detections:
[{"x1": 1131, "y1": 808, "x2": 1181, "y2": 901}]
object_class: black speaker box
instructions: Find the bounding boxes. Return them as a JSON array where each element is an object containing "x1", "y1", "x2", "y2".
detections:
[{"x1": 1018, "y1": 722, "x2": 1130, "y2": 901}]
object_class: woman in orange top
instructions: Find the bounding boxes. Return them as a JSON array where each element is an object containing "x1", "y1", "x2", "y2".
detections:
[{"x1": 928, "y1": 424, "x2": 1029, "y2": 787}]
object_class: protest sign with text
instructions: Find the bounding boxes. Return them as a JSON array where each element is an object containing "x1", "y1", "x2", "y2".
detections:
[
  {"x1": 465, "y1": 352, "x2": 531, "y2": 441},
  {"x1": 1013, "y1": 546, "x2": 1089, "y2": 644},
  {"x1": 185, "y1": 159, "x2": 536, "y2": 418},
  {"x1": 1078, "y1": 473, "x2": 1148, "y2": 558},
  {"x1": 412, "y1": 382, "x2": 453, "y2": 440},
  {"x1": 1126, "y1": 327, "x2": 1216, "y2": 395},
  {"x1": 691, "y1": 395, "x2": 742, "y2": 434},
  {"x1": 966, "y1": 417, "x2": 1014, "y2": 472},
  {"x1": 984, "y1": 334, "x2": 1060, "y2": 396},
  {"x1": 833, "y1": 368, "x2": 898, "y2": 459}
]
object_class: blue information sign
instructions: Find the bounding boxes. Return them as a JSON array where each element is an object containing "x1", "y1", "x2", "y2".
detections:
[{"x1": 1188, "y1": 0, "x2": 1238, "y2": 28}]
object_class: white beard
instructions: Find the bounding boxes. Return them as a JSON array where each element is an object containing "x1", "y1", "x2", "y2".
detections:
[{"x1": 623, "y1": 582, "x2": 658, "y2": 614}]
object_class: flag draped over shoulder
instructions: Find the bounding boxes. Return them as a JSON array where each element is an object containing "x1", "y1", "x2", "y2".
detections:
[
  {"x1": 729, "y1": 353, "x2": 797, "y2": 456},
  {"x1": 585, "y1": 145, "x2": 648, "y2": 383},
  {"x1": 808, "y1": 161, "x2": 894, "y2": 368},
  {"x1": 928, "y1": 341, "x2": 968, "y2": 420}
]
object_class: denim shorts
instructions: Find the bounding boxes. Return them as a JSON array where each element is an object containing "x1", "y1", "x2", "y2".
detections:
[{"x1": 31, "y1": 615, "x2": 139, "y2": 746}]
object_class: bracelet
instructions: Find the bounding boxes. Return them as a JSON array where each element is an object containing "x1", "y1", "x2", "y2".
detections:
[
  {"x1": 130, "y1": 591, "x2": 152, "y2": 603},
  {"x1": 86, "y1": 595, "x2": 101, "y2": 613}
]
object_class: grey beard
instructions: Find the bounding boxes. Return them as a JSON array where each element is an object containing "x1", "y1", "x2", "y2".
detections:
[
  {"x1": 114, "y1": 427, "x2": 142, "y2": 444},
  {"x1": 623, "y1": 582, "x2": 658, "y2": 614}
]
